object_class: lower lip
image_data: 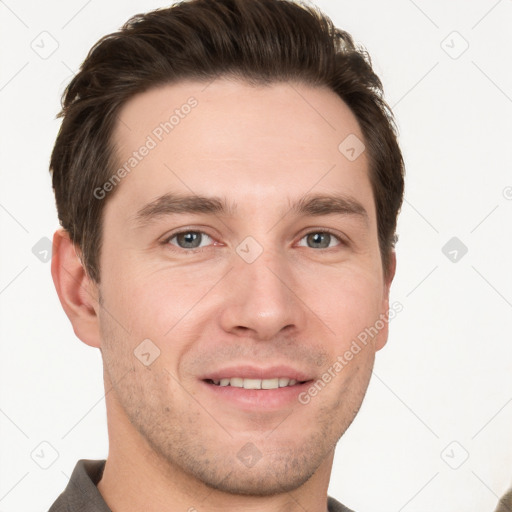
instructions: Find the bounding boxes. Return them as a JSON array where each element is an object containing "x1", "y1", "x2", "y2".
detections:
[{"x1": 200, "y1": 380, "x2": 313, "y2": 410}]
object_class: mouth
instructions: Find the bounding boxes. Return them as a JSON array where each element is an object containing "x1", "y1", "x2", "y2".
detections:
[
  {"x1": 204, "y1": 377, "x2": 309, "y2": 389},
  {"x1": 201, "y1": 366, "x2": 314, "y2": 412}
]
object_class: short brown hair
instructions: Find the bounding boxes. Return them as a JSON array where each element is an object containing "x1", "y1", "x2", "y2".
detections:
[{"x1": 50, "y1": 0, "x2": 404, "y2": 283}]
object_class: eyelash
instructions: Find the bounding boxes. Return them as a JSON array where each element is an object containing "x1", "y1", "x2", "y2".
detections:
[{"x1": 161, "y1": 228, "x2": 347, "y2": 254}]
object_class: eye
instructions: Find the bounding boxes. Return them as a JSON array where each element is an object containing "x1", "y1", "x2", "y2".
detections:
[
  {"x1": 164, "y1": 230, "x2": 216, "y2": 252},
  {"x1": 162, "y1": 228, "x2": 346, "y2": 254},
  {"x1": 297, "y1": 230, "x2": 345, "y2": 249}
]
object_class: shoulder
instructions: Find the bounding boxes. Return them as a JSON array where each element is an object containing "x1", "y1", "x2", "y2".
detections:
[
  {"x1": 495, "y1": 487, "x2": 512, "y2": 512},
  {"x1": 328, "y1": 495, "x2": 356, "y2": 512},
  {"x1": 47, "y1": 459, "x2": 109, "y2": 512}
]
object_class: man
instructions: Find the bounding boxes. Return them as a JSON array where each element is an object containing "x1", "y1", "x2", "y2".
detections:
[{"x1": 48, "y1": 0, "x2": 404, "y2": 510}]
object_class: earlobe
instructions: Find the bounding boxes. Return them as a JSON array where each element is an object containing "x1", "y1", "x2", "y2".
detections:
[{"x1": 51, "y1": 228, "x2": 101, "y2": 348}]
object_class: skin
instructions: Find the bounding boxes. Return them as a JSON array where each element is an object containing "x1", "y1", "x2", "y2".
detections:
[{"x1": 52, "y1": 78, "x2": 396, "y2": 512}]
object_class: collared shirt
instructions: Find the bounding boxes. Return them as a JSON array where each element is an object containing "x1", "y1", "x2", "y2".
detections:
[
  {"x1": 495, "y1": 487, "x2": 512, "y2": 512},
  {"x1": 48, "y1": 459, "x2": 354, "y2": 512}
]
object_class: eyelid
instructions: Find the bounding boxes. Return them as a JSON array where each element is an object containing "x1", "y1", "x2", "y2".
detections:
[
  {"x1": 161, "y1": 226, "x2": 348, "y2": 253},
  {"x1": 162, "y1": 227, "x2": 219, "y2": 251},
  {"x1": 296, "y1": 227, "x2": 347, "y2": 247}
]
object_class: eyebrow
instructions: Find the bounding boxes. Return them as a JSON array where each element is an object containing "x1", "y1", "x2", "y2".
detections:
[{"x1": 132, "y1": 192, "x2": 369, "y2": 228}]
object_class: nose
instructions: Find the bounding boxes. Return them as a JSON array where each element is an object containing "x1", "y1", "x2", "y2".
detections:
[{"x1": 218, "y1": 244, "x2": 306, "y2": 341}]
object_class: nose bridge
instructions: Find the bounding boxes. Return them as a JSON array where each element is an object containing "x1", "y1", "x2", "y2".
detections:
[{"x1": 218, "y1": 237, "x2": 303, "y2": 339}]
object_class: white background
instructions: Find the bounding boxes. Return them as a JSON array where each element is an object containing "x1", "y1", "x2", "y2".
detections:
[{"x1": 1, "y1": 1, "x2": 511, "y2": 511}]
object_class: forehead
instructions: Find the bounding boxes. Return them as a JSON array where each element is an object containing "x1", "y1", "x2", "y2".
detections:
[{"x1": 108, "y1": 78, "x2": 373, "y2": 221}]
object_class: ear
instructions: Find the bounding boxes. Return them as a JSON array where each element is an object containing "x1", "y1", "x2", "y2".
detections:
[
  {"x1": 51, "y1": 228, "x2": 101, "y2": 348},
  {"x1": 374, "y1": 250, "x2": 397, "y2": 351}
]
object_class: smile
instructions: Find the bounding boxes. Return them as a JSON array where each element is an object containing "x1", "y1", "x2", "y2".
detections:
[{"x1": 205, "y1": 377, "x2": 307, "y2": 389}]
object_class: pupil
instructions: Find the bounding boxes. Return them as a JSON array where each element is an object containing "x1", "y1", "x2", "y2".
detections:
[
  {"x1": 177, "y1": 232, "x2": 330, "y2": 249},
  {"x1": 309, "y1": 232, "x2": 329, "y2": 248},
  {"x1": 180, "y1": 232, "x2": 200, "y2": 248}
]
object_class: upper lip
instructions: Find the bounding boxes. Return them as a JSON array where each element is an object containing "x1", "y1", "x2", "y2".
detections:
[{"x1": 200, "y1": 365, "x2": 315, "y2": 382}]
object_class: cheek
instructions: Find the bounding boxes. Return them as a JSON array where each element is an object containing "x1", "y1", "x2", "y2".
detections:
[
  {"x1": 305, "y1": 267, "x2": 384, "y2": 341},
  {"x1": 99, "y1": 263, "x2": 216, "y2": 370},
  {"x1": 100, "y1": 253, "x2": 185, "y2": 328}
]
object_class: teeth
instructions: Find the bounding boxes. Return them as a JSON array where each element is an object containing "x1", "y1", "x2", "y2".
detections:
[
  {"x1": 210, "y1": 377, "x2": 303, "y2": 388},
  {"x1": 230, "y1": 377, "x2": 244, "y2": 388},
  {"x1": 243, "y1": 378, "x2": 261, "y2": 389},
  {"x1": 262, "y1": 378, "x2": 279, "y2": 389},
  {"x1": 279, "y1": 377, "x2": 290, "y2": 387}
]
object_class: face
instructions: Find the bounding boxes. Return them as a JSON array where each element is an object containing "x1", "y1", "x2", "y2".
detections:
[{"x1": 94, "y1": 78, "x2": 393, "y2": 495}]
